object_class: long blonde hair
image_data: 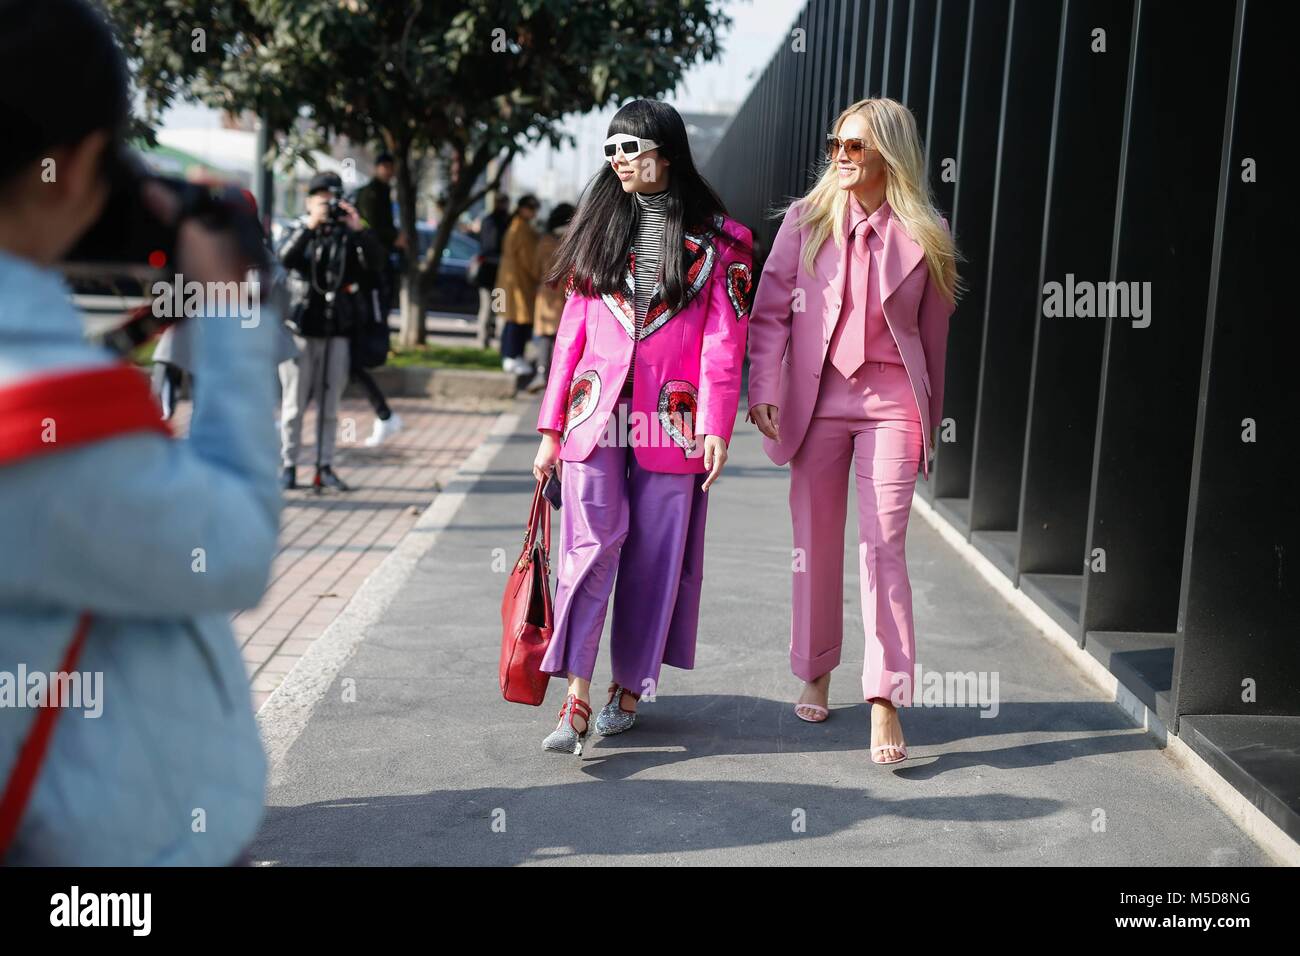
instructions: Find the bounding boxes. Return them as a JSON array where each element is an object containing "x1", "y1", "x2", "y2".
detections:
[{"x1": 783, "y1": 97, "x2": 961, "y2": 303}]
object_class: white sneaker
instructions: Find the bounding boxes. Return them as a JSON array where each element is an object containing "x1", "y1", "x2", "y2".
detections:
[{"x1": 364, "y1": 412, "x2": 404, "y2": 447}]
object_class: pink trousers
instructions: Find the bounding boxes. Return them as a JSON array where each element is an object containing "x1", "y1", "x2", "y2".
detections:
[{"x1": 787, "y1": 360, "x2": 923, "y2": 705}]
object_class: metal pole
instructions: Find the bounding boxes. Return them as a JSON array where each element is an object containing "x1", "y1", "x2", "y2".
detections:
[{"x1": 254, "y1": 113, "x2": 275, "y2": 231}]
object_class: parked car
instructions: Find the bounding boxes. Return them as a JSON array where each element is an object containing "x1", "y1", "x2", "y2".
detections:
[{"x1": 415, "y1": 224, "x2": 479, "y2": 315}]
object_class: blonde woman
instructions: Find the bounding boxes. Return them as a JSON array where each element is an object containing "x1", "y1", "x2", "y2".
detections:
[{"x1": 746, "y1": 97, "x2": 959, "y2": 764}]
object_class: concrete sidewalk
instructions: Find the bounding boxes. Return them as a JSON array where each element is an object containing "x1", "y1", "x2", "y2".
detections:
[
  {"x1": 171, "y1": 394, "x2": 503, "y2": 709},
  {"x1": 251, "y1": 396, "x2": 1274, "y2": 866}
]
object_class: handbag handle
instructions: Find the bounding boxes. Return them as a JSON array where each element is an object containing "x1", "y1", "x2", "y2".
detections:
[
  {"x1": 537, "y1": 480, "x2": 551, "y2": 559},
  {"x1": 519, "y1": 477, "x2": 552, "y2": 568}
]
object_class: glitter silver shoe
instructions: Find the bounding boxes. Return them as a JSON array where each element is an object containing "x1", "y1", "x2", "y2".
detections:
[
  {"x1": 542, "y1": 694, "x2": 592, "y2": 755},
  {"x1": 594, "y1": 683, "x2": 639, "y2": 736}
]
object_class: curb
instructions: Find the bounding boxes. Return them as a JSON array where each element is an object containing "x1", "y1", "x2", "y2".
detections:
[
  {"x1": 910, "y1": 492, "x2": 1300, "y2": 866},
  {"x1": 343, "y1": 366, "x2": 516, "y2": 401},
  {"x1": 256, "y1": 402, "x2": 523, "y2": 784}
]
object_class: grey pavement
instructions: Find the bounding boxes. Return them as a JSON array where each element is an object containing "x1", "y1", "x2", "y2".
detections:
[{"x1": 251, "y1": 396, "x2": 1272, "y2": 866}]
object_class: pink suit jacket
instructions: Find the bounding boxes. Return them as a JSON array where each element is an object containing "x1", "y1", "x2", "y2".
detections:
[
  {"x1": 746, "y1": 199, "x2": 955, "y2": 480},
  {"x1": 538, "y1": 214, "x2": 754, "y2": 474}
]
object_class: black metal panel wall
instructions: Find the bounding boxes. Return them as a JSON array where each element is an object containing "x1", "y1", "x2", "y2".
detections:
[
  {"x1": 844, "y1": 0, "x2": 867, "y2": 106},
  {"x1": 831, "y1": 0, "x2": 853, "y2": 122},
  {"x1": 866, "y1": 0, "x2": 888, "y2": 94},
  {"x1": 922, "y1": 0, "x2": 968, "y2": 238},
  {"x1": 880, "y1": 0, "x2": 909, "y2": 96},
  {"x1": 816, "y1": 0, "x2": 839, "y2": 157},
  {"x1": 931, "y1": 0, "x2": 1008, "y2": 508},
  {"x1": 1079, "y1": 0, "x2": 1236, "y2": 637},
  {"x1": 1174, "y1": 0, "x2": 1298, "y2": 721},
  {"x1": 1016, "y1": 0, "x2": 1132, "y2": 624},
  {"x1": 705, "y1": 0, "x2": 1296, "y2": 836},
  {"x1": 966, "y1": 0, "x2": 1062, "y2": 561},
  {"x1": 803, "y1": 0, "x2": 826, "y2": 192},
  {"x1": 902, "y1": 0, "x2": 937, "y2": 136},
  {"x1": 788, "y1": 4, "x2": 810, "y2": 204}
]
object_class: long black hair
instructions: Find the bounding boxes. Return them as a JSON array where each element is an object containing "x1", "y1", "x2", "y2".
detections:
[{"x1": 546, "y1": 99, "x2": 730, "y2": 312}]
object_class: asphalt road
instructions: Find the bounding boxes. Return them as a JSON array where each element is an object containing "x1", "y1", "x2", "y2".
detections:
[{"x1": 251, "y1": 396, "x2": 1271, "y2": 866}]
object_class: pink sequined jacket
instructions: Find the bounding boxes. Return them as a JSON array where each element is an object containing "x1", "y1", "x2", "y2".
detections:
[{"x1": 537, "y1": 214, "x2": 753, "y2": 475}]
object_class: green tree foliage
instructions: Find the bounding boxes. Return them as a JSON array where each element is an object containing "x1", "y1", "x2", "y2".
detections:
[{"x1": 95, "y1": 0, "x2": 732, "y2": 344}]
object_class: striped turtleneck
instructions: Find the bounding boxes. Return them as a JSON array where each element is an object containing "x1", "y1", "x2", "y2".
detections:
[{"x1": 623, "y1": 187, "x2": 669, "y2": 396}]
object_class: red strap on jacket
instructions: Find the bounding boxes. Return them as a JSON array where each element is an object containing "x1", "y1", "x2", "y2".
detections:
[
  {"x1": 0, "y1": 363, "x2": 171, "y2": 465},
  {"x1": 0, "y1": 613, "x2": 92, "y2": 858},
  {"x1": 0, "y1": 362, "x2": 171, "y2": 860}
]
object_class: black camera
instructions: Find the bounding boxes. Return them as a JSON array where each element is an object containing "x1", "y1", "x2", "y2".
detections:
[
  {"x1": 319, "y1": 186, "x2": 351, "y2": 231},
  {"x1": 61, "y1": 146, "x2": 269, "y2": 353}
]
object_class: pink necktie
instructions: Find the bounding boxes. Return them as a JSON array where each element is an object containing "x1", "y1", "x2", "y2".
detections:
[{"x1": 829, "y1": 224, "x2": 871, "y2": 379}]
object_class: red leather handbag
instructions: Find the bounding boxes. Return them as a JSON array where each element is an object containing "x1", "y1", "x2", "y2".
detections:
[{"x1": 499, "y1": 477, "x2": 554, "y2": 705}]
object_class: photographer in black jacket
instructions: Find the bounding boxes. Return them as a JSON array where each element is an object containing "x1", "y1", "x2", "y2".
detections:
[{"x1": 277, "y1": 171, "x2": 386, "y2": 492}]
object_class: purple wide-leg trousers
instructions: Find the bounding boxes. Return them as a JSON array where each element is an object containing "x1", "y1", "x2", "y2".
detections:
[{"x1": 540, "y1": 398, "x2": 709, "y2": 695}]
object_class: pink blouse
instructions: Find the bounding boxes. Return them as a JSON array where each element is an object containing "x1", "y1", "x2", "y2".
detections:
[{"x1": 827, "y1": 195, "x2": 903, "y2": 371}]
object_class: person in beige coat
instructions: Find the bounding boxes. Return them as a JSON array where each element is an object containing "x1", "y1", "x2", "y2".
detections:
[
  {"x1": 527, "y1": 202, "x2": 576, "y2": 392},
  {"x1": 496, "y1": 194, "x2": 541, "y2": 375}
]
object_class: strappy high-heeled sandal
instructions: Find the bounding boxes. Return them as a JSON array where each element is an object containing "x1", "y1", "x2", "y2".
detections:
[
  {"x1": 870, "y1": 743, "x2": 909, "y2": 765},
  {"x1": 794, "y1": 677, "x2": 830, "y2": 722},
  {"x1": 594, "y1": 683, "x2": 639, "y2": 736},
  {"x1": 869, "y1": 699, "x2": 908, "y2": 764},
  {"x1": 542, "y1": 693, "x2": 592, "y2": 755},
  {"x1": 794, "y1": 702, "x2": 829, "y2": 722}
]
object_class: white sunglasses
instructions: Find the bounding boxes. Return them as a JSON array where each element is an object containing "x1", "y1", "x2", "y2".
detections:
[{"x1": 603, "y1": 134, "x2": 661, "y2": 161}]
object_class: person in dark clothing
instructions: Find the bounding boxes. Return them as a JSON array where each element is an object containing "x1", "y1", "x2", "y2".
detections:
[
  {"x1": 277, "y1": 171, "x2": 387, "y2": 491},
  {"x1": 354, "y1": 153, "x2": 401, "y2": 253},
  {"x1": 348, "y1": 153, "x2": 404, "y2": 446},
  {"x1": 474, "y1": 193, "x2": 511, "y2": 348}
]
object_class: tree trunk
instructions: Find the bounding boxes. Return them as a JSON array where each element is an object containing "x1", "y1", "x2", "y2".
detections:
[
  {"x1": 412, "y1": 148, "x2": 511, "y2": 350},
  {"x1": 394, "y1": 143, "x2": 424, "y2": 348}
]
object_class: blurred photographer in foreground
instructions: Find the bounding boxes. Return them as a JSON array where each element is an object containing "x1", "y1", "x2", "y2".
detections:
[
  {"x1": 0, "y1": 0, "x2": 280, "y2": 864},
  {"x1": 277, "y1": 172, "x2": 387, "y2": 491}
]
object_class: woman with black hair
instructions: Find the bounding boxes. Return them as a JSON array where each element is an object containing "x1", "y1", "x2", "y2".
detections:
[{"x1": 531, "y1": 99, "x2": 753, "y2": 755}]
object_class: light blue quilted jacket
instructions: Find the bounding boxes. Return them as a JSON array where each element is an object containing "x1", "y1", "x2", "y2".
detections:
[{"x1": 0, "y1": 248, "x2": 280, "y2": 865}]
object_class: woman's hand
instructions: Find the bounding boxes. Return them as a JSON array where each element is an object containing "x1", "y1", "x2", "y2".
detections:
[
  {"x1": 701, "y1": 435, "x2": 728, "y2": 492},
  {"x1": 533, "y1": 431, "x2": 562, "y2": 483},
  {"x1": 750, "y1": 403, "x2": 780, "y2": 441}
]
